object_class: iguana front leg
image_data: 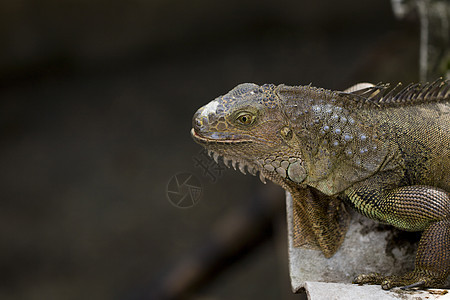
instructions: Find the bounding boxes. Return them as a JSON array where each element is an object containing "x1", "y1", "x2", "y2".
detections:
[{"x1": 344, "y1": 179, "x2": 450, "y2": 290}]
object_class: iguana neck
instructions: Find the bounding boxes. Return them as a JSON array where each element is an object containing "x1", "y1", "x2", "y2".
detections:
[{"x1": 276, "y1": 85, "x2": 390, "y2": 195}]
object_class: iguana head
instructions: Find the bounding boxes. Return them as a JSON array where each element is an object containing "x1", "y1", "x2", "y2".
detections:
[{"x1": 191, "y1": 83, "x2": 306, "y2": 187}]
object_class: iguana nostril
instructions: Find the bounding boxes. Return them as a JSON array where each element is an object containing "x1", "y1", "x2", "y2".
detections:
[
  {"x1": 194, "y1": 117, "x2": 202, "y2": 128},
  {"x1": 193, "y1": 108, "x2": 208, "y2": 131}
]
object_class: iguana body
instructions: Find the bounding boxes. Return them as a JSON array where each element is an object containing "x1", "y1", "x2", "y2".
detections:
[{"x1": 191, "y1": 80, "x2": 450, "y2": 289}]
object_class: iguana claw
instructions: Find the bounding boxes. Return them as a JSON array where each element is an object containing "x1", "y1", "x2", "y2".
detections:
[
  {"x1": 353, "y1": 272, "x2": 384, "y2": 286},
  {"x1": 400, "y1": 280, "x2": 426, "y2": 290},
  {"x1": 354, "y1": 270, "x2": 447, "y2": 290}
]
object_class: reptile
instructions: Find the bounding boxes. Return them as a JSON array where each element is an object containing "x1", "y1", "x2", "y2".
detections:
[{"x1": 190, "y1": 79, "x2": 450, "y2": 290}]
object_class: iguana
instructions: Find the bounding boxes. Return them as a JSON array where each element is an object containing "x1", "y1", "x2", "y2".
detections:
[{"x1": 190, "y1": 79, "x2": 450, "y2": 290}]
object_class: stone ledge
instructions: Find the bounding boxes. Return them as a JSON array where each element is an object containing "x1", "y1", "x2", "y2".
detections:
[
  {"x1": 285, "y1": 191, "x2": 449, "y2": 299},
  {"x1": 304, "y1": 281, "x2": 450, "y2": 300}
]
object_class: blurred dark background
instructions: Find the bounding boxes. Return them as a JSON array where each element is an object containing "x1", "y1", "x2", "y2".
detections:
[{"x1": 0, "y1": 1, "x2": 421, "y2": 299}]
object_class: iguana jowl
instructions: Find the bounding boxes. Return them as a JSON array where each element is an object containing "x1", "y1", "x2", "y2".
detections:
[{"x1": 190, "y1": 80, "x2": 450, "y2": 290}]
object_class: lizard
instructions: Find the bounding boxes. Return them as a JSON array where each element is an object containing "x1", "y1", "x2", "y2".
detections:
[{"x1": 190, "y1": 79, "x2": 450, "y2": 290}]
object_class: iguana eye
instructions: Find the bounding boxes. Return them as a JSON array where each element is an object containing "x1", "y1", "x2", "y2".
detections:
[{"x1": 236, "y1": 113, "x2": 255, "y2": 125}]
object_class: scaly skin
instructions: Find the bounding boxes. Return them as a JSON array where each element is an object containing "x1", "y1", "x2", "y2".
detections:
[{"x1": 191, "y1": 80, "x2": 450, "y2": 289}]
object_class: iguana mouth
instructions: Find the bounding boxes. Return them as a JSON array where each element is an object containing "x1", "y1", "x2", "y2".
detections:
[
  {"x1": 190, "y1": 128, "x2": 267, "y2": 183},
  {"x1": 190, "y1": 128, "x2": 253, "y2": 145}
]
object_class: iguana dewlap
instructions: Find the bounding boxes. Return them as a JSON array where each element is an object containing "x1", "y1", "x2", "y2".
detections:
[{"x1": 191, "y1": 80, "x2": 450, "y2": 290}]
